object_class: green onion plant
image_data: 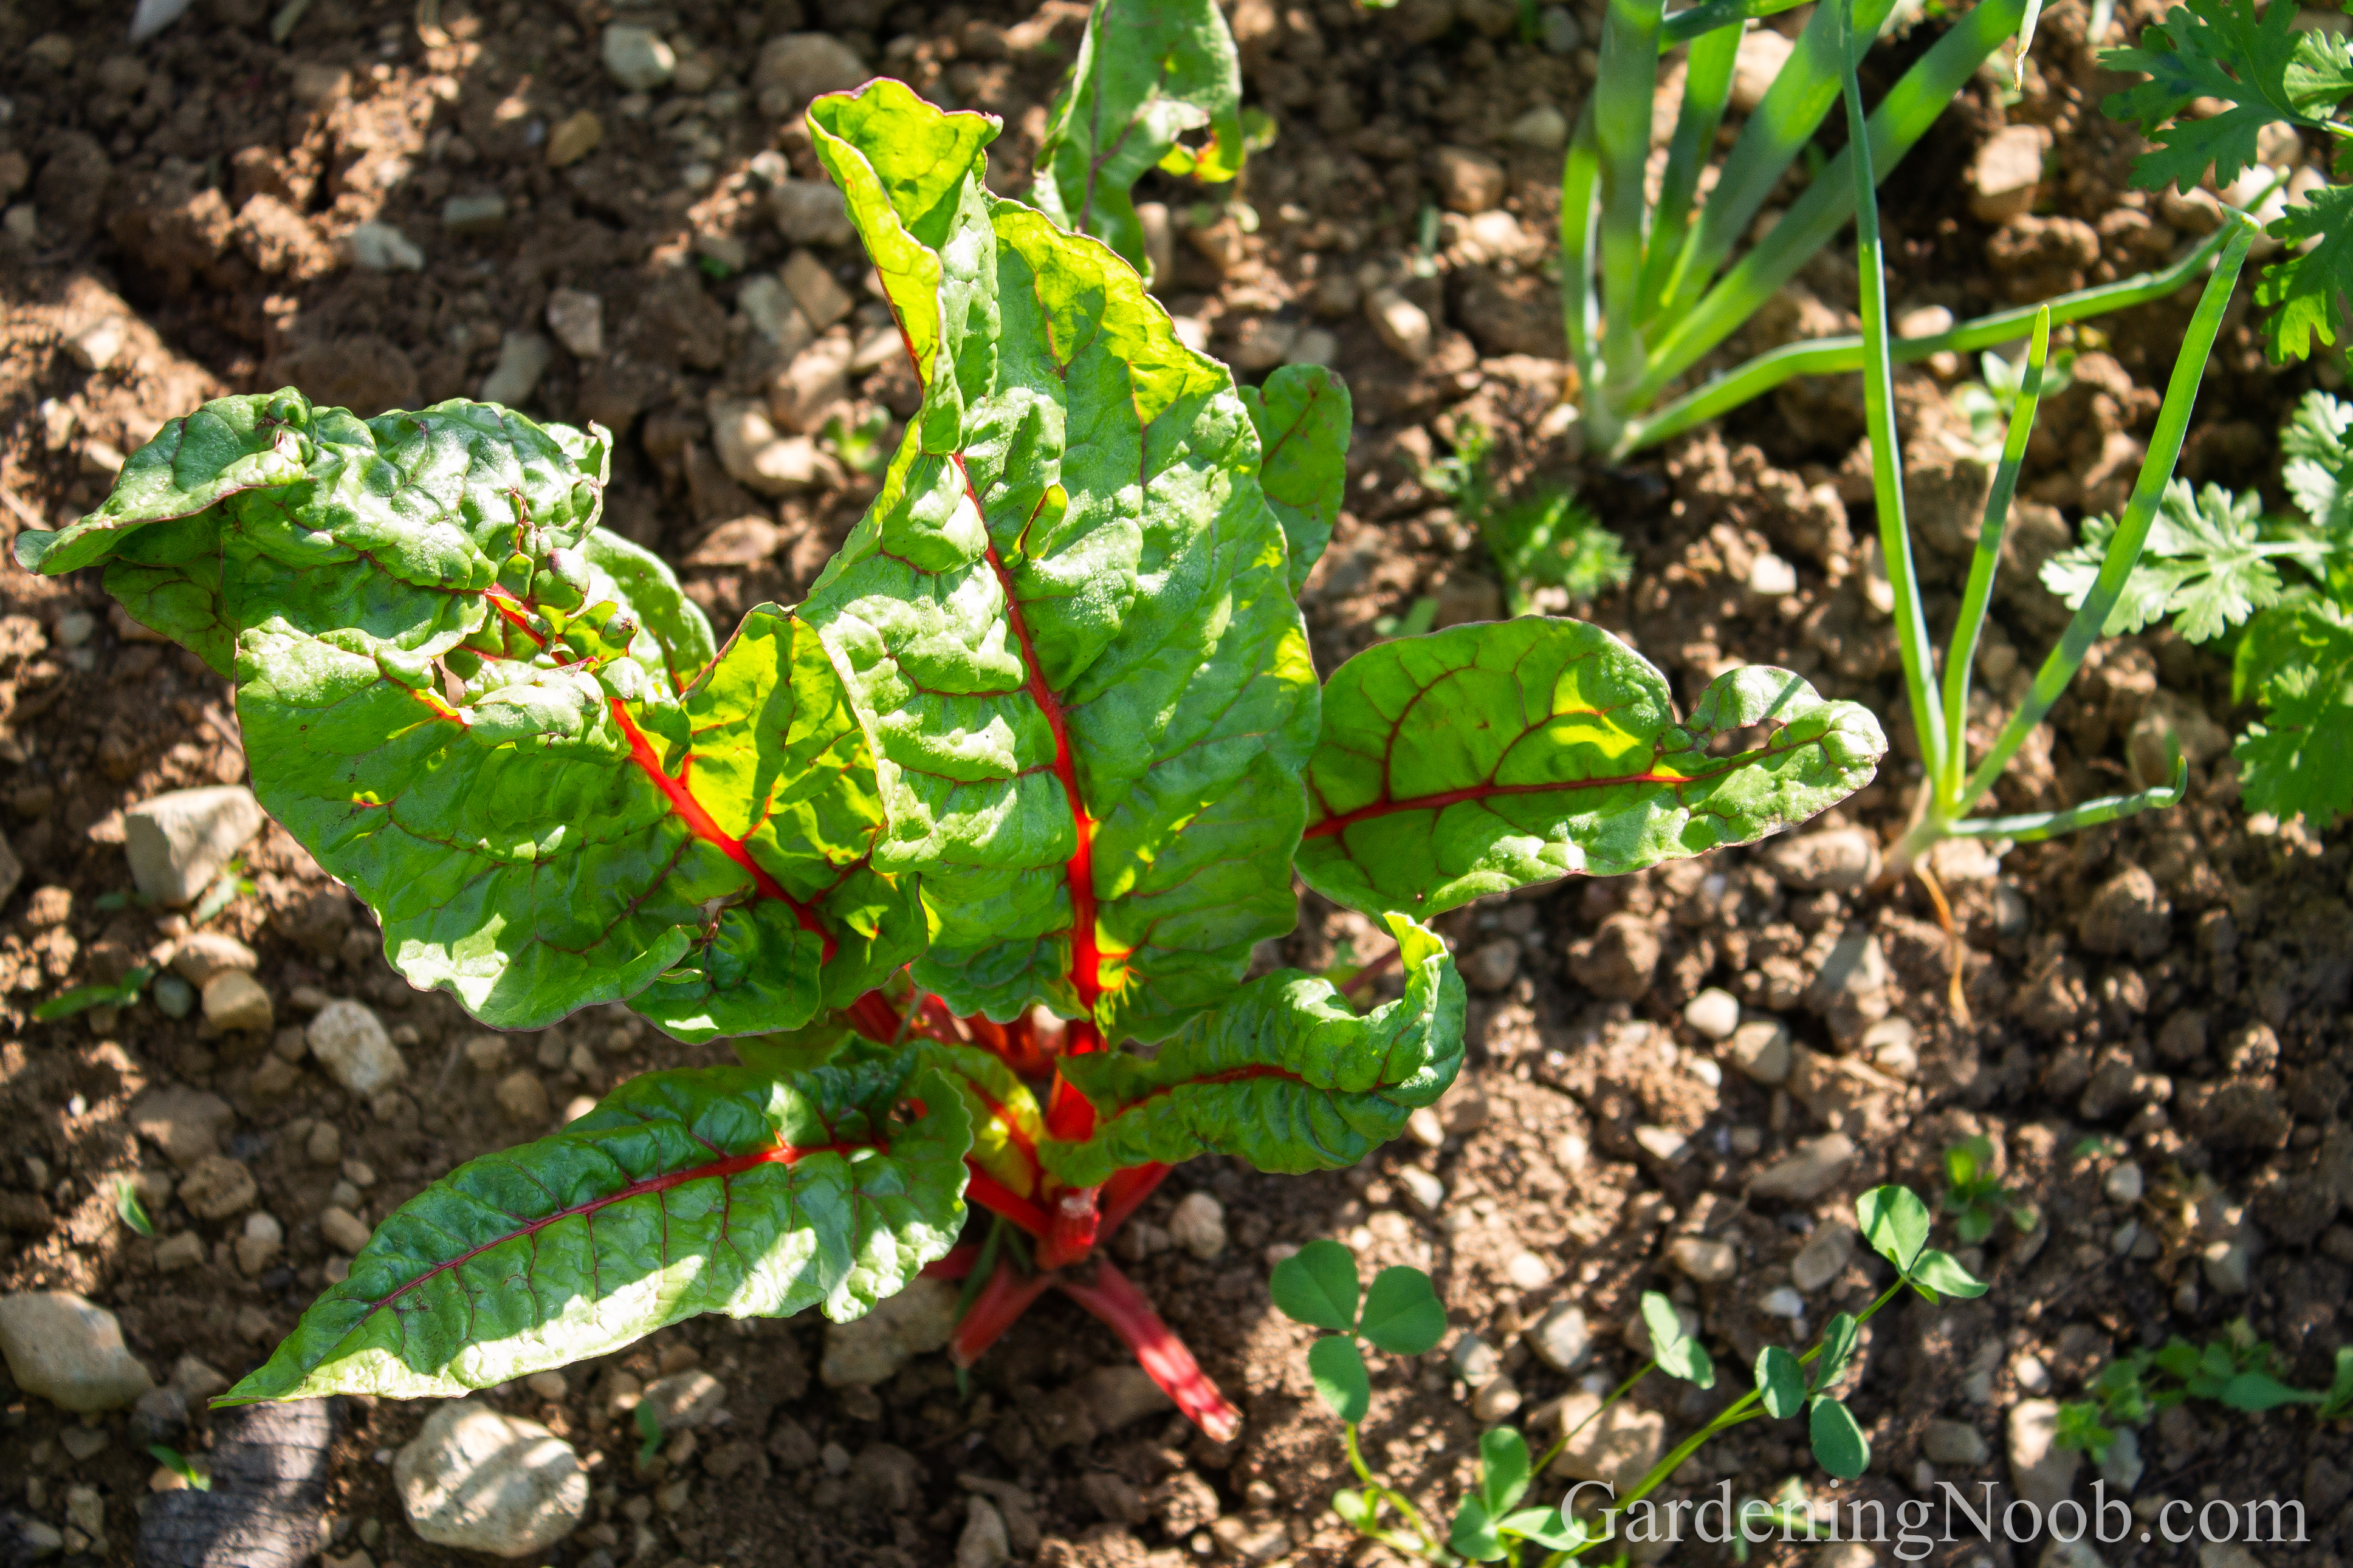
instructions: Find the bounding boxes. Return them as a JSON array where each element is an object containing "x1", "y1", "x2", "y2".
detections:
[{"x1": 1561, "y1": 0, "x2": 2253, "y2": 457}]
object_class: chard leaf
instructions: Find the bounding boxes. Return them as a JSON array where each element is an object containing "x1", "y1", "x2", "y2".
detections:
[
  {"x1": 218, "y1": 1059, "x2": 970, "y2": 1404},
  {"x1": 1039, "y1": 914, "x2": 1463, "y2": 1186},
  {"x1": 1241, "y1": 364, "x2": 1352, "y2": 594},
  {"x1": 1297, "y1": 618, "x2": 1884, "y2": 918},
  {"x1": 2233, "y1": 597, "x2": 2353, "y2": 826},
  {"x1": 801, "y1": 81, "x2": 1318, "y2": 1043},
  {"x1": 1029, "y1": 0, "x2": 1245, "y2": 279},
  {"x1": 912, "y1": 1039, "x2": 1051, "y2": 1203},
  {"x1": 238, "y1": 599, "x2": 918, "y2": 1036}
]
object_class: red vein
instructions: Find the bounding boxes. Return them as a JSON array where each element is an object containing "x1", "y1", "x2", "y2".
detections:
[
  {"x1": 608, "y1": 698, "x2": 836, "y2": 962},
  {"x1": 1302, "y1": 770, "x2": 1702, "y2": 840},
  {"x1": 365, "y1": 1140, "x2": 873, "y2": 1313}
]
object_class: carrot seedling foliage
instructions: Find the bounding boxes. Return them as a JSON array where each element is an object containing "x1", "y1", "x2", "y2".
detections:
[{"x1": 18, "y1": 80, "x2": 1884, "y2": 1419}]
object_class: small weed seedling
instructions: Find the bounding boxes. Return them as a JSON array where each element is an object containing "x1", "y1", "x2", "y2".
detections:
[
  {"x1": 1425, "y1": 424, "x2": 1632, "y2": 619},
  {"x1": 21, "y1": 81, "x2": 1886, "y2": 1424},
  {"x1": 2056, "y1": 1320, "x2": 2353, "y2": 1464},
  {"x1": 1556, "y1": 0, "x2": 2249, "y2": 454},
  {"x1": 1276, "y1": 1186, "x2": 1984, "y2": 1564},
  {"x1": 146, "y1": 1445, "x2": 210, "y2": 1491},
  {"x1": 2042, "y1": 388, "x2": 2353, "y2": 827},
  {"x1": 1940, "y1": 1136, "x2": 2037, "y2": 1245}
]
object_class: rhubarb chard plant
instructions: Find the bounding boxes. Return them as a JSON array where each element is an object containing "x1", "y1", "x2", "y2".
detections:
[{"x1": 16, "y1": 82, "x2": 1886, "y2": 1429}]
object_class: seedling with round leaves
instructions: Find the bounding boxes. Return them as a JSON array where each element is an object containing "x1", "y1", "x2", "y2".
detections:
[
  {"x1": 18, "y1": 81, "x2": 1884, "y2": 1432},
  {"x1": 1275, "y1": 1188, "x2": 1983, "y2": 1564}
]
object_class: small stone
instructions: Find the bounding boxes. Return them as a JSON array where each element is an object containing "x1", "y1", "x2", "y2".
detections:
[
  {"x1": 2076, "y1": 865, "x2": 2169, "y2": 959},
  {"x1": 1863, "y1": 1015, "x2": 1918, "y2": 1078},
  {"x1": 1970, "y1": 124, "x2": 2052, "y2": 224},
  {"x1": 2104, "y1": 1162, "x2": 2145, "y2": 1205},
  {"x1": 307, "y1": 1121, "x2": 342, "y2": 1165},
  {"x1": 153, "y1": 1232, "x2": 205, "y2": 1272},
  {"x1": 1544, "y1": 1391, "x2": 1664, "y2": 1491},
  {"x1": 131, "y1": 1385, "x2": 188, "y2": 1446},
  {"x1": 123, "y1": 786, "x2": 264, "y2": 905},
  {"x1": 1731, "y1": 28, "x2": 1796, "y2": 112},
  {"x1": 129, "y1": 1085, "x2": 234, "y2": 1169},
  {"x1": 1406, "y1": 1106, "x2": 1446, "y2": 1148},
  {"x1": 1759, "y1": 1287, "x2": 1805, "y2": 1319},
  {"x1": 179, "y1": 1154, "x2": 256, "y2": 1220},
  {"x1": 320, "y1": 1205, "x2": 373, "y2": 1255},
  {"x1": 644, "y1": 1369, "x2": 724, "y2": 1429},
  {"x1": 346, "y1": 221, "x2": 424, "y2": 272},
  {"x1": 1750, "y1": 1132, "x2": 1857, "y2": 1202},
  {"x1": 2201, "y1": 1233, "x2": 2255, "y2": 1295},
  {"x1": 1669, "y1": 1236, "x2": 1737, "y2": 1283},
  {"x1": 1748, "y1": 553, "x2": 1799, "y2": 595},
  {"x1": 820, "y1": 1277, "x2": 960, "y2": 1386},
  {"x1": 397, "y1": 1402, "x2": 589, "y2": 1557},
  {"x1": 602, "y1": 24, "x2": 676, "y2": 92},
  {"x1": 1528, "y1": 1303, "x2": 1592, "y2": 1372},
  {"x1": 170, "y1": 1355, "x2": 228, "y2": 1402},
  {"x1": 1431, "y1": 146, "x2": 1506, "y2": 214},
  {"x1": 170, "y1": 930, "x2": 258, "y2": 987},
  {"x1": 782, "y1": 248, "x2": 854, "y2": 329},
  {"x1": 771, "y1": 179, "x2": 856, "y2": 247},
  {"x1": 737, "y1": 274, "x2": 815, "y2": 352},
  {"x1": 496, "y1": 1070, "x2": 552, "y2": 1125},
  {"x1": 1169, "y1": 1191, "x2": 1228, "y2": 1260},
  {"x1": 1506, "y1": 104, "x2": 1568, "y2": 149},
  {"x1": 1504, "y1": 1251, "x2": 1554, "y2": 1290},
  {"x1": 709, "y1": 398, "x2": 835, "y2": 495},
  {"x1": 957, "y1": 1496, "x2": 1011, "y2": 1568},
  {"x1": 1472, "y1": 1374, "x2": 1522, "y2": 1422},
  {"x1": 1760, "y1": 827, "x2": 1881, "y2": 892},
  {"x1": 1462, "y1": 936, "x2": 1521, "y2": 993},
  {"x1": 2098, "y1": 1426, "x2": 2143, "y2": 1493},
  {"x1": 1791, "y1": 1224, "x2": 1856, "y2": 1292},
  {"x1": 1077, "y1": 1364, "x2": 1173, "y2": 1433},
  {"x1": 60, "y1": 1425, "x2": 109, "y2": 1462},
  {"x1": 202, "y1": 970, "x2": 274, "y2": 1034},
  {"x1": 1540, "y1": 5, "x2": 1581, "y2": 52},
  {"x1": 2007, "y1": 1399, "x2": 2078, "y2": 1513},
  {"x1": 64, "y1": 1488, "x2": 101, "y2": 1539},
  {"x1": 1450, "y1": 1334, "x2": 1500, "y2": 1387},
  {"x1": 309, "y1": 1000, "x2": 405, "y2": 1095},
  {"x1": 235, "y1": 1210, "x2": 284, "y2": 1277},
  {"x1": 540, "y1": 289, "x2": 604, "y2": 360},
  {"x1": 1365, "y1": 288, "x2": 1432, "y2": 363},
  {"x1": 768, "y1": 335, "x2": 856, "y2": 433},
  {"x1": 479, "y1": 332, "x2": 554, "y2": 408},
  {"x1": 1396, "y1": 1166, "x2": 1447, "y2": 1212},
  {"x1": 0, "y1": 1292, "x2": 155, "y2": 1412},
  {"x1": 752, "y1": 33, "x2": 870, "y2": 111},
  {"x1": 1683, "y1": 988, "x2": 1740, "y2": 1041},
  {"x1": 1924, "y1": 1419, "x2": 1990, "y2": 1466},
  {"x1": 1725, "y1": 1018, "x2": 1792, "y2": 1085},
  {"x1": 1633, "y1": 1125, "x2": 1689, "y2": 1162},
  {"x1": 441, "y1": 193, "x2": 509, "y2": 235},
  {"x1": 545, "y1": 110, "x2": 603, "y2": 169},
  {"x1": 526, "y1": 1371, "x2": 568, "y2": 1402}
]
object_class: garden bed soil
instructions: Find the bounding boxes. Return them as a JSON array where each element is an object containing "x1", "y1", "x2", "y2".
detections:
[{"x1": 1, "y1": 0, "x2": 2349, "y2": 1565}]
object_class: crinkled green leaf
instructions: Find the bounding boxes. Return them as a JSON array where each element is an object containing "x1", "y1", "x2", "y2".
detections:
[
  {"x1": 1271, "y1": 1238, "x2": 1362, "y2": 1332},
  {"x1": 1038, "y1": 914, "x2": 1464, "y2": 1186},
  {"x1": 2098, "y1": 0, "x2": 2353, "y2": 195},
  {"x1": 1242, "y1": 364, "x2": 1352, "y2": 594},
  {"x1": 1297, "y1": 618, "x2": 1885, "y2": 918},
  {"x1": 2233, "y1": 597, "x2": 2353, "y2": 826},
  {"x1": 1359, "y1": 1265, "x2": 1448, "y2": 1355},
  {"x1": 218, "y1": 1059, "x2": 970, "y2": 1404},
  {"x1": 802, "y1": 80, "x2": 1318, "y2": 1044},
  {"x1": 1029, "y1": 0, "x2": 1244, "y2": 279},
  {"x1": 1757, "y1": 1344, "x2": 1806, "y2": 1418},
  {"x1": 1809, "y1": 1395, "x2": 1870, "y2": 1479},
  {"x1": 2039, "y1": 480, "x2": 2284, "y2": 643},
  {"x1": 910, "y1": 1038, "x2": 1051, "y2": 1205},
  {"x1": 1308, "y1": 1332, "x2": 1371, "y2": 1423},
  {"x1": 240, "y1": 600, "x2": 919, "y2": 1035},
  {"x1": 2256, "y1": 182, "x2": 2353, "y2": 363}
]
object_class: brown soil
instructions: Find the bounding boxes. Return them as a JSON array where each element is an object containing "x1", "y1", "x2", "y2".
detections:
[{"x1": 2, "y1": 1, "x2": 2350, "y2": 1566}]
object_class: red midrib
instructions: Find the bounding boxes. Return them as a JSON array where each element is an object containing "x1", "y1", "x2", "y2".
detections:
[
  {"x1": 1302, "y1": 770, "x2": 1705, "y2": 840},
  {"x1": 475, "y1": 585, "x2": 837, "y2": 959},
  {"x1": 947, "y1": 458, "x2": 1103, "y2": 1036},
  {"x1": 363, "y1": 1138, "x2": 871, "y2": 1313},
  {"x1": 608, "y1": 700, "x2": 836, "y2": 962}
]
